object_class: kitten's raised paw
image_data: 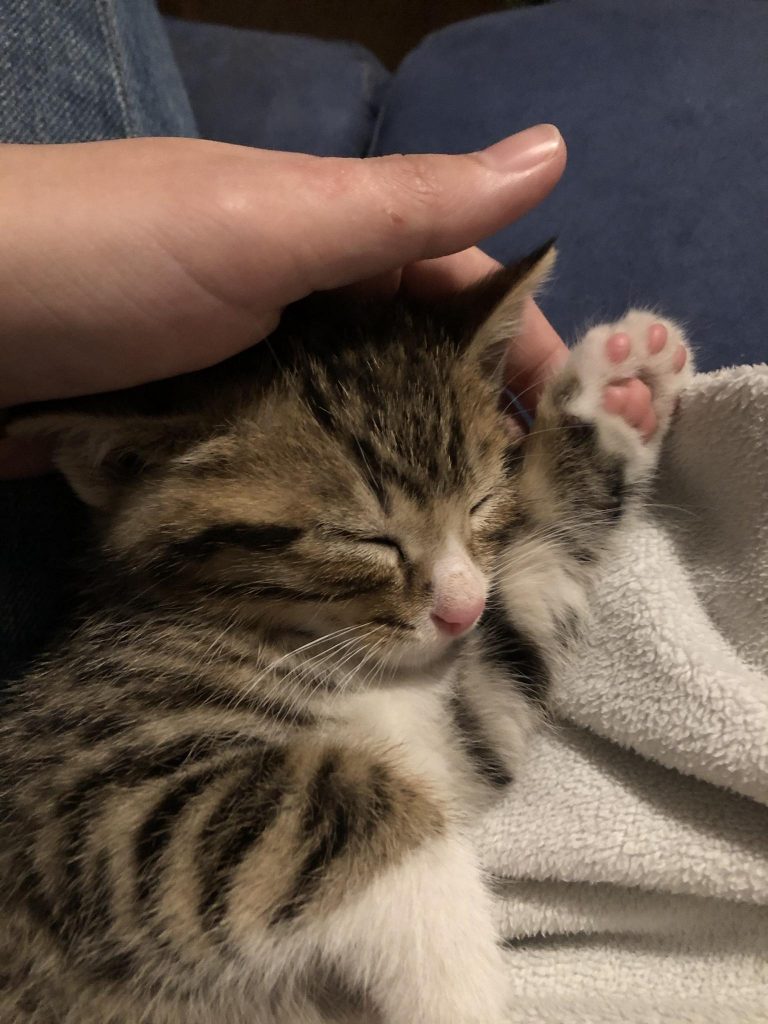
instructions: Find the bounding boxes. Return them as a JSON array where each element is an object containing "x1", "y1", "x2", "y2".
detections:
[{"x1": 564, "y1": 310, "x2": 693, "y2": 479}]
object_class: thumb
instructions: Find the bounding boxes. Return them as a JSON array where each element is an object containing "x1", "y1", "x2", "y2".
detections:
[{"x1": 229, "y1": 125, "x2": 566, "y2": 307}]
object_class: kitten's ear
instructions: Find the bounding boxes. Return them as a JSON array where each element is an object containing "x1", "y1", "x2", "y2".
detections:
[
  {"x1": 6, "y1": 410, "x2": 197, "y2": 509},
  {"x1": 458, "y1": 240, "x2": 557, "y2": 382}
]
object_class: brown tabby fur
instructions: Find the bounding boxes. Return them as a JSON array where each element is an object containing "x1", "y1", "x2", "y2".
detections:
[{"x1": 0, "y1": 246, "x2": 682, "y2": 1023}]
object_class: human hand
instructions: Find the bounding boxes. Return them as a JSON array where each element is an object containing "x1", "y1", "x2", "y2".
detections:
[{"x1": 0, "y1": 126, "x2": 567, "y2": 477}]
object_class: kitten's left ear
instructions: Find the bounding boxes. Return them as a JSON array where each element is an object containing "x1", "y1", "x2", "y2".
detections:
[
  {"x1": 459, "y1": 240, "x2": 557, "y2": 383},
  {"x1": 5, "y1": 408, "x2": 199, "y2": 508}
]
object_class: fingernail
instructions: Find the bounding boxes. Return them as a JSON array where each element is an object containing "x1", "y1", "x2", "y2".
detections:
[{"x1": 481, "y1": 125, "x2": 563, "y2": 173}]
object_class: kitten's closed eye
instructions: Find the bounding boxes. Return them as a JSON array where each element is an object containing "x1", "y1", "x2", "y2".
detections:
[
  {"x1": 327, "y1": 528, "x2": 406, "y2": 563},
  {"x1": 470, "y1": 495, "x2": 493, "y2": 516}
]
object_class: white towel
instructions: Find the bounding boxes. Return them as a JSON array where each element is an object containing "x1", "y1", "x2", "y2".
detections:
[{"x1": 478, "y1": 366, "x2": 768, "y2": 1022}]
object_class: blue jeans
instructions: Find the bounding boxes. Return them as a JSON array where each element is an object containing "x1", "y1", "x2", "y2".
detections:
[{"x1": 0, "y1": 0, "x2": 194, "y2": 142}]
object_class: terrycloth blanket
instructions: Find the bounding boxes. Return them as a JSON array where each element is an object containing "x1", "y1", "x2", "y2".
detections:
[{"x1": 478, "y1": 365, "x2": 768, "y2": 1023}]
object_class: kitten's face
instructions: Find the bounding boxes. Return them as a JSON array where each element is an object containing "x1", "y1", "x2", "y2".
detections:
[
  {"x1": 13, "y1": 248, "x2": 553, "y2": 690},
  {"x1": 103, "y1": 313, "x2": 518, "y2": 681}
]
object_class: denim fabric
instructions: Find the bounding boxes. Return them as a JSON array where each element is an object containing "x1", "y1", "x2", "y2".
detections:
[
  {"x1": 0, "y1": 0, "x2": 196, "y2": 142},
  {"x1": 373, "y1": 0, "x2": 768, "y2": 371},
  {"x1": 165, "y1": 17, "x2": 388, "y2": 157}
]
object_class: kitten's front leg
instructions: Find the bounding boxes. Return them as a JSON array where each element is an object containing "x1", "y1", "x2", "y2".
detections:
[
  {"x1": 211, "y1": 740, "x2": 508, "y2": 1024},
  {"x1": 495, "y1": 312, "x2": 693, "y2": 661},
  {"x1": 314, "y1": 832, "x2": 509, "y2": 1024},
  {"x1": 524, "y1": 310, "x2": 692, "y2": 529}
]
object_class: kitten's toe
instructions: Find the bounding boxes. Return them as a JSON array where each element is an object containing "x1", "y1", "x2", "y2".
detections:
[{"x1": 605, "y1": 330, "x2": 632, "y2": 364}]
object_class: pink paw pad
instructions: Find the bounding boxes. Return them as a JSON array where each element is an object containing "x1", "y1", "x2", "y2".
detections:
[
  {"x1": 647, "y1": 323, "x2": 667, "y2": 355},
  {"x1": 602, "y1": 384, "x2": 626, "y2": 415},
  {"x1": 602, "y1": 379, "x2": 657, "y2": 440},
  {"x1": 672, "y1": 345, "x2": 687, "y2": 372},
  {"x1": 645, "y1": 322, "x2": 686, "y2": 373},
  {"x1": 606, "y1": 332, "x2": 631, "y2": 364}
]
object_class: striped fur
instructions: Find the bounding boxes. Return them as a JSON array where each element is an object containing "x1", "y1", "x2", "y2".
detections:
[{"x1": 0, "y1": 256, "x2": 688, "y2": 1023}]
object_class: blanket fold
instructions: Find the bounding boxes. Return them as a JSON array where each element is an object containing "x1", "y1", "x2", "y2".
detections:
[{"x1": 480, "y1": 366, "x2": 768, "y2": 1022}]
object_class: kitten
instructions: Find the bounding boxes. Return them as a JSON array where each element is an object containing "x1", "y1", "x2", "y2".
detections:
[{"x1": 0, "y1": 245, "x2": 692, "y2": 1024}]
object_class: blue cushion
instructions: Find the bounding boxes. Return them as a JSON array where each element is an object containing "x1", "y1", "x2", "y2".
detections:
[
  {"x1": 372, "y1": 0, "x2": 768, "y2": 371},
  {"x1": 166, "y1": 17, "x2": 389, "y2": 157}
]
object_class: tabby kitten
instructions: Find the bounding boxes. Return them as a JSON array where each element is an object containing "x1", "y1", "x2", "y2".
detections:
[{"x1": 0, "y1": 245, "x2": 692, "y2": 1024}]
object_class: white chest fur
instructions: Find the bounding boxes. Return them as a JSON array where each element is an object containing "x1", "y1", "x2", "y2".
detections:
[{"x1": 332, "y1": 673, "x2": 468, "y2": 806}]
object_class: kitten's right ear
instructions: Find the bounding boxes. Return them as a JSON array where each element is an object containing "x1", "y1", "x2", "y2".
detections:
[
  {"x1": 458, "y1": 240, "x2": 557, "y2": 383},
  {"x1": 6, "y1": 410, "x2": 197, "y2": 509}
]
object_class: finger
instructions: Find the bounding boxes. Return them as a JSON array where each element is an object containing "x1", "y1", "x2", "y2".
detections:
[
  {"x1": 342, "y1": 268, "x2": 403, "y2": 299},
  {"x1": 0, "y1": 129, "x2": 564, "y2": 411},
  {"x1": 401, "y1": 247, "x2": 502, "y2": 299},
  {"x1": 344, "y1": 247, "x2": 500, "y2": 302},
  {"x1": 505, "y1": 299, "x2": 569, "y2": 413},
  {"x1": 250, "y1": 125, "x2": 566, "y2": 305}
]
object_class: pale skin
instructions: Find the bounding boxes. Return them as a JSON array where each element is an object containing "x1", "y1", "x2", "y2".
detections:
[{"x1": 0, "y1": 124, "x2": 660, "y2": 479}]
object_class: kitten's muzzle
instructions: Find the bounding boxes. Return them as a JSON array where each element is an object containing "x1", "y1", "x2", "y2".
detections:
[{"x1": 429, "y1": 543, "x2": 488, "y2": 637}]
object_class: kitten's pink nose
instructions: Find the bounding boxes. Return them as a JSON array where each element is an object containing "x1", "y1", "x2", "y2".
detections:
[
  {"x1": 431, "y1": 597, "x2": 486, "y2": 637},
  {"x1": 430, "y1": 542, "x2": 487, "y2": 637}
]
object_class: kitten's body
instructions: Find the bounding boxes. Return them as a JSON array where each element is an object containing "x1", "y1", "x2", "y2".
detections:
[{"x1": 0, "y1": 250, "x2": 692, "y2": 1024}]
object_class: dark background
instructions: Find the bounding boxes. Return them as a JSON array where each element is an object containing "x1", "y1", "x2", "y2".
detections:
[{"x1": 158, "y1": 1, "x2": 539, "y2": 69}]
